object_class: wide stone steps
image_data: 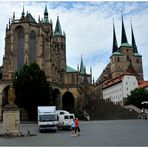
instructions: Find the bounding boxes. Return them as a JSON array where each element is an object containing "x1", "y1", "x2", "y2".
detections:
[{"x1": 85, "y1": 99, "x2": 139, "y2": 120}]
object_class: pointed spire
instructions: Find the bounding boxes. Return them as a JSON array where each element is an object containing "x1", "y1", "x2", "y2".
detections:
[
  {"x1": 121, "y1": 11, "x2": 128, "y2": 44},
  {"x1": 90, "y1": 66, "x2": 92, "y2": 75},
  {"x1": 22, "y1": 4, "x2": 25, "y2": 17},
  {"x1": 38, "y1": 15, "x2": 40, "y2": 23},
  {"x1": 9, "y1": 18, "x2": 10, "y2": 26},
  {"x1": 44, "y1": 4, "x2": 48, "y2": 16},
  {"x1": 80, "y1": 55, "x2": 85, "y2": 75},
  {"x1": 131, "y1": 20, "x2": 138, "y2": 53},
  {"x1": 77, "y1": 64, "x2": 79, "y2": 71},
  {"x1": 6, "y1": 24, "x2": 8, "y2": 30},
  {"x1": 13, "y1": 12, "x2": 15, "y2": 21},
  {"x1": 93, "y1": 77, "x2": 95, "y2": 84},
  {"x1": 112, "y1": 19, "x2": 118, "y2": 53},
  {"x1": 44, "y1": 4, "x2": 49, "y2": 23},
  {"x1": 54, "y1": 16, "x2": 62, "y2": 36}
]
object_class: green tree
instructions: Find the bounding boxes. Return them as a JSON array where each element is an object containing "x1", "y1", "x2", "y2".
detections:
[
  {"x1": 13, "y1": 63, "x2": 52, "y2": 120},
  {"x1": 125, "y1": 88, "x2": 148, "y2": 109}
]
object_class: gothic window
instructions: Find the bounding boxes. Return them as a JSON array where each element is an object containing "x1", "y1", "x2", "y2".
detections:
[
  {"x1": 17, "y1": 26, "x2": 24, "y2": 71},
  {"x1": 117, "y1": 57, "x2": 120, "y2": 62},
  {"x1": 127, "y1": 55, "x2": 130, "y2": 61},
  {"x1": 136, "y1": 58, "x2": 139, "y2": 63},
  {"x1": 29, "y1": 31, "x2": 36, "y2": 63}
]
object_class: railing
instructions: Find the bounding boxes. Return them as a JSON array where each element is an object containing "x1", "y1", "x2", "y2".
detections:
[
  {"x1": 124, "y1": 105, "x2": 141, "y2": 113},
  {"x1": 124, "y1": 105, "x2": 148, "y2": 114}
]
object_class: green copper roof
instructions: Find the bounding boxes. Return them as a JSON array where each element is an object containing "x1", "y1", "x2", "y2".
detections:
[
  {"x1": 54, "y1": 16, "x2": 62, "y2": 36},
  {"x1": 120, "y1": 43, "x2": 133, "y2": 48},
  {"x1": 112, "y1": 51, "x2": 122, "y2": 56},
  {"x1": 66, "y1": 65, "x2": 77, "y2": 73},
  {"x1": 44, "y1": 5, "x2": 48, "y2": 15},
  {"x1": 43, "y1": 5, "x2": 49, "y2": 24},
  {"x1": 134, "y1": 53, "x2": 142, "y2": 57}
]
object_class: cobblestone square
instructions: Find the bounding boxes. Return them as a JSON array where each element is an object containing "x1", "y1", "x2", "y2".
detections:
[{"x1": 0, "y1": 119, "x2": 148, "y2": 146}]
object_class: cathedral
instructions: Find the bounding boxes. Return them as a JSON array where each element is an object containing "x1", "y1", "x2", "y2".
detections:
[
  {"x1": 0, "y1": 5, "x2": 92, "y2": 120},
  {"x1": 0, "y1": 5, "x2": 144, "y2": 120},
  {"x1": 95, "y1": 14, "x2": 144, "y2": 100}
]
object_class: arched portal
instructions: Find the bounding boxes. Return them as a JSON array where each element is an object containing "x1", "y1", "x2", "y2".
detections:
[
  {"x1": 52, "y1": 88, "x2": 61, "y2": 109},
  {"x1": 62, "y1": 91, "x2": 74, "y2": 113}
]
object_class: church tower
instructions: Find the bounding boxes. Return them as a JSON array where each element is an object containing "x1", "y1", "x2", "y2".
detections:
[
  {"x1": 2, "y1": 5, "x2": 67, "y2": 84},
  {"x1": 110, "y1": 14, "x2": 143, "y2": 80}
]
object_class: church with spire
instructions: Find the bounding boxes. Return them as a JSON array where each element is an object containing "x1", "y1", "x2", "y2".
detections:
[
  {"x1": 95, "y1": 13, "x2": 143, "y2": 100},
  {"x1": 0, "y1": 5, "x2": 92, "y2": 117}
]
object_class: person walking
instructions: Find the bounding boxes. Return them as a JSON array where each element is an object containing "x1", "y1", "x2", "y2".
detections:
[
  {"x1": 71, "y1": 119, "x2": 75, "y2": 136},
  {"x1": 75, "y1": 118, "x2": 80, "y2": 136}
]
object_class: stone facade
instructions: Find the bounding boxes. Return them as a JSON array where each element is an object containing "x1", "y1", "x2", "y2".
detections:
[
  {"x1": 0, "y1": 6, "x2": 92, "y2": 119},
  {"x1": 95, "y1": 17, "x2": 144, "y2": 100}
]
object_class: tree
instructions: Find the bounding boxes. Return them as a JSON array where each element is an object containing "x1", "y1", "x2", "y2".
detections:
[
  {"x1": 13, "y1": 63, "x2": 52, "y2": 120},
  {"x1": 125, "y1": 88, "x2": 148, "y2": 109}
]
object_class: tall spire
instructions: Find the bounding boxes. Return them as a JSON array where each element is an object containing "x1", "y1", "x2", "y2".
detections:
[
  {"x1": 22, "y1": 4, "x2": 25, "y2": 17},
  {"x1": 121, "y1": 11, "x2": 128, "y2": 44},
  {"x1": 131, "y1": 20, "x2": 138, "y2": 53},
  {"x1": 112, "y1": 19, "x2": 118, "y2": 53},
  {"x1": 54, "y1": 16, "x2": 62, "y2": 36},
  {"x1": 80, "y1": 55, "x2": 85, "y2": 75},
  {"x1": 44, "y1": 4, "x2": 49, "y2": 23}
]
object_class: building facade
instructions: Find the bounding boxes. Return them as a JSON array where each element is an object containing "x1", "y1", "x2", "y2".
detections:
[
  {"x1": 0, "y1": 6, "x2": 92, "y2": 119},
  {"x1": 103, "y1": 74, "x2": 138, "y2": 106},
  {"x1": 95, "y1": 14, "x2": 144, "y2": 99}
]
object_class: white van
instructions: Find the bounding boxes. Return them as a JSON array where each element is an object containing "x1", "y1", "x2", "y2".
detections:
[
  {"x1": 61, "y1": 114, "x2": 75, "y2": 130},
  {"x1": 56, "y1": 110, "x2": 75, "y2": 130}
]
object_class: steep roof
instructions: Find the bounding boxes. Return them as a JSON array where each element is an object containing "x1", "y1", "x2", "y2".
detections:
[
  {"x1": 126, "y1": 60, "x2": 137, "y2": 76},
  {"x1": 121, "y1": 13, "x2": 128, "y2": 44},
  {"x1": 103, "y1": 73, "x2": 136, "y2": 89},
  {"x1": 96, "y1": 63, "x2": 112, "y2": 84},
  {"x1": 112, "y1": 20, "x2": 118, "y2": 53},
  {"x1": 139, "y1": 80, "x2": 148, "y2": 88},
  {"x1": 26, "y1": 13, "x2": 37, "y2": 23},
  {"x1": 131, "y1": 22, "x2": 138, "y2": 54},
  {"x1": 54, "y1": 16, "x2": 62, "y2": 36},
  {"x1": 43, "y1": 5, "x2": 49, "y2": 24},
  {"x1": 66, "y1": 65, "x2": 77, "y2": 73}
]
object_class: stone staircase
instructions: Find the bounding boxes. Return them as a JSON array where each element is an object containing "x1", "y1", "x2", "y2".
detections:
[{"x1": 85, "y1": 99, "x2": 140, "y2": 120}]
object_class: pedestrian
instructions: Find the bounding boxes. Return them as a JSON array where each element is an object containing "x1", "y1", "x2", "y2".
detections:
[
  {"x1": 75, "y1": 118, "x2": 80, "y2": 136},
  {"x1": 71, "y1": 119, "x2": 75, "y2": 136}
]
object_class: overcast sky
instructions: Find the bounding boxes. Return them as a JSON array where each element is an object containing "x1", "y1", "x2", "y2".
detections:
[{"x1": 0, "y1": 1, "x2": 148, "y2": 81}]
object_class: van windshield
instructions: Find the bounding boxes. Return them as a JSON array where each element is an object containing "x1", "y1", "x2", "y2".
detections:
[{"x1": 39, "y1": 115, "x2": 57, "y2": 121}]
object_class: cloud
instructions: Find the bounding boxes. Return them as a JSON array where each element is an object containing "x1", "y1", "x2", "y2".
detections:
[{"x1": 0, "y1": 1, "x2": 148, "y2": 81}]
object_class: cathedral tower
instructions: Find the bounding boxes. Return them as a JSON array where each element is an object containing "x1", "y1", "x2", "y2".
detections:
[
  {"x1": 110, "y1": 14, "x2": 143, "y2": 80},
  {"x1": 2, "y1": 5, "x2": 67, "y2": 84}
]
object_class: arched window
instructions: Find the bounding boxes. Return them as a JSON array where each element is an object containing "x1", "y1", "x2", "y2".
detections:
[
  {"x1": 16, "y1": 26, "x2": 24, "y2": 71},
  {"x1": 29, "y1": 31, "x2": 36, "y2": 63}
]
